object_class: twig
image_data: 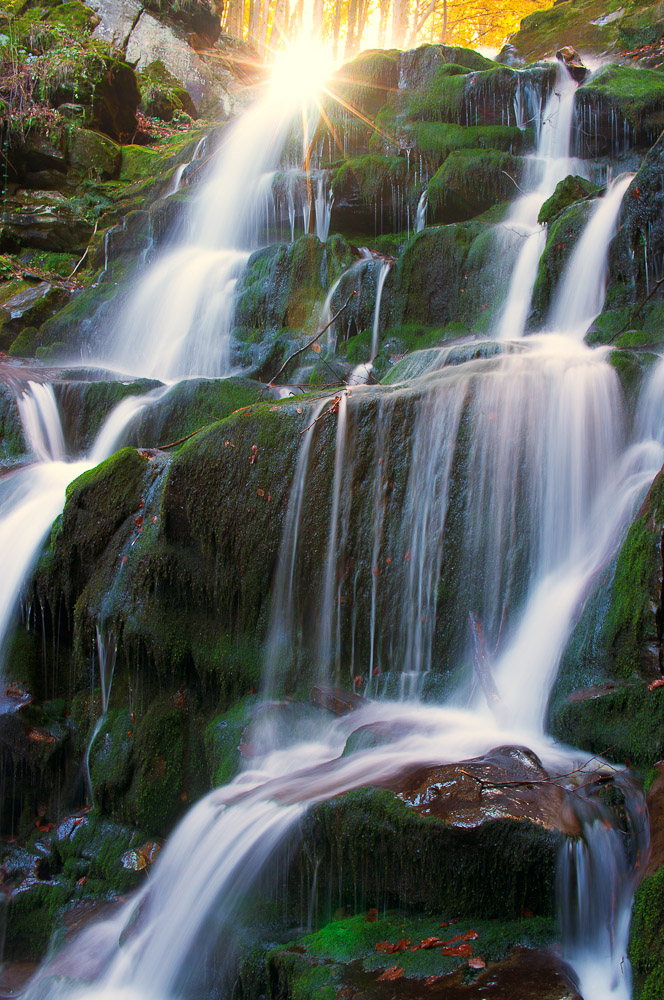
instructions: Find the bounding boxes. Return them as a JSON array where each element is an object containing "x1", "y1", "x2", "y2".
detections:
[
  {"x1": 501, "y1": 170, "x2": 528, "y2": 196},
  {"x1": 67, "y1": 220, "x2": 99, "y2": 280},
  {"x1": 458, "y1": 746, "x2": 618, "y2": 791},
  {"x1": 263, "y1": 291, "x2": 357, "y2": 388},
  {"x1": 608, "y1": 276, "x2": 664, "y2": 344},
  {"x1": 155, "y1": 427, "x2": 206, "y2": 449}
]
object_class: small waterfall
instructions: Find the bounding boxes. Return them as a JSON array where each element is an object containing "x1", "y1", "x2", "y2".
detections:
[
  {"x1": 17, "y1": 382, "x2": 66, "y2": 462},
  {"x1": 548, "y1": 174, "x2": 635, "y2": 339},
  {"x1": 314, "y1": 174, "x2": 334, "y2": 242},
  {"x1": 263, "y1": 397, "x2": 328, "y2": 698},
  {"x1": 85, "y1": 626, "x2": 117, "y2": 802},
  {"x1": 370, "y1": 259, "x2": 391, "y2": 360},
  {"x1": 0, "y1": 384, "x2": 160, "y2": 678},
  {"x1": 415, "y1": 189, "x2": 427, "y2": 233},
  {"x1": 108, "y1": 91, "x2": 313, "y2": 381},
  {"x1": 496, "y1": 66, "x2": 580, "y2": 341},
  {"x1": 558, "y1": 775, "x2": 649, "y2": 1000},
  {"x1": 318, "y1": 392, "x2": 348, "y2": 680}
]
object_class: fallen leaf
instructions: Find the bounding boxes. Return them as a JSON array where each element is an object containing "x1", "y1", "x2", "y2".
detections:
[
  {"x1": 257, "y1": 488, "x2": 265, "y2": 497},
  {"x1": 649, "y1": 678, "x2": 664, "y2": 692},
  {"x1": 462, "y1": 929, "x2": 479, "y2": 941},
  {"x1": 312, "y1": 342, "x2": 322, "y2": 354},
  {"x1": 376, "y1": 966, "x2": 403, "y2": 982},
  {"x1": 296, "y1": 407, "x2": 302, "y2": 414},
  {"x1": 366, "y1": 908, "x2": 378, "y2": 923},
  {"x1": 440, "y1": 943, "x2": 473, "y2": 957},
  {"x1": 424, "y1": 976, "x2": 442, "y2": 985},
  {"x1": 135, "y1": 515, "x2": 143, "y2": 528},
  {"x1": 77, "y1": 876, "x2": 87, "y2": 886},
  {"x1": 468, "y1": 956, "x2": 486, "y2": 970}
]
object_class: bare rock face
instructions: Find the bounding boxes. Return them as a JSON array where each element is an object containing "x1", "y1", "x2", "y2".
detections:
[
  {"x1": 126, "y1": 13, "x2": 209, "y2": 107},
  {"x1": 555, "y1": 46, "x2": 588, "y2": 83}
]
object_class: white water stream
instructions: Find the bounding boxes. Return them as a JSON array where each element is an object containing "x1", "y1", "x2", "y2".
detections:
[{"x1": 496, "y1": 65, "x2": 582, "y2": 340}]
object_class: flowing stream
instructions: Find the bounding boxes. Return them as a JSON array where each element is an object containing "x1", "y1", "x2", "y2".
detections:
[{"x1": 3, "y1": 55, "x2": 659, "y2": 1000}]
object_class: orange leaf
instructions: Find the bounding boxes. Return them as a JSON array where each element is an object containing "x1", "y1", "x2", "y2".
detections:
[
  {"x1": 312, "y1": 342, "x2": 322, "y2": 354},
  {"x1": 376, "y1": 966, "x2": 403, "y2": 982},
  {"x1": 462, "y1": 929, "x2": 479, "y2": 941},
  {"x1": 468, "y1": 956, "x2": 486, "y2": 970},
  {"x1": 440, "y1": 943, "x2": 473, "y2": 957},
  {"x1": 257, "y1": 488, "x2": 265, "y2": 497},
  {"x1": 649, "y1": 678, "x2": 664, "y2": 692},
  {"x1": 424, "y1": 976, "x2": 442, "y2": 985}
]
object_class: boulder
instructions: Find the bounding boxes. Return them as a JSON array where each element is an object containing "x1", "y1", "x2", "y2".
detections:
[
  {"x1": 92, "y1": 59, "x2": 141, "y2": 141},
  {"x1": 126, "y1": 12, "x2": 208, "y2": 107},
  {"x1": 67, "y1": 128, "x2": 122, "y2": 180},
  {"x1": 555, "y1": 45, "x2": 588, "y2": 83}
]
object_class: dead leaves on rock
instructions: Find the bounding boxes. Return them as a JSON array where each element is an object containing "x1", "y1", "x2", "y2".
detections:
[{"x1": 375, "y1": 927, "x2": 484, "y2": 984}]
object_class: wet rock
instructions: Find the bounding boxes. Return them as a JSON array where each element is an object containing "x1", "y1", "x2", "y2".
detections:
[
  {"x1": 0, "y1": 281, "x2": 70, "y2": 342},
  {"x1": 555, "y1": 45, "x2": 587, "y2": 83},
  {"x1": 312, "y1": 685, "x2": 365, "y2": 715},
  {"x1": 392, "y1": 745, "x2": 581, "y2": 836},
  {"x1": 645, "y1": 760, "x2": 664, "y2": 875}
]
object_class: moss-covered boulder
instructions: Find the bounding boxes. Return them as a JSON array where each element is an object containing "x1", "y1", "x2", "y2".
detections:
[
  {"x1": 68, "y1": 128, "x2": 121, "y2": 181},
  {"x1": 629, "y1": 865, "x2": 664, "y2": 999},
  {"x1": 548, "y1": 467, "x2": 664, "y2": 767},
  {"x1": 576, "y1": 65, "x2": 664, "y2": 152},
  {"x1": 427, "y1": 148, "x2": 523, "y2": 222},
  {"x1": 531, "y1": 198, "x2": 595, "y2": 324},
  {"x1": 538, "y1": 174, "x2": 600, "y2": 226}
]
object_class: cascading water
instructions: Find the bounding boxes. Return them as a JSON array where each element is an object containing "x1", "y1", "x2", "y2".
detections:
[
  {"x1": 548, "y1": 173, "x2": 635, "y2": 339},
  {"x1": 84, "y1": 627, "x2": 117, "y2": 801},
  {"x1": 496, "y1": 64, "x2": 582, "y2": 340},
  {"x1": 106, "y1": 91, "x2": 317, "y2": 382},
  {"x1": 0, "y1": 382, "x2": 162, "y2": 679},
  {"x1": 9, "y1": 52, "x2": 664, "y2": 1000}
]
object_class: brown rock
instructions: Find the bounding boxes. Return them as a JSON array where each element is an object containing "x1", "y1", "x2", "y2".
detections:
[{"x1": 556, "y1": 46, "x2": 588, "y2": 82}]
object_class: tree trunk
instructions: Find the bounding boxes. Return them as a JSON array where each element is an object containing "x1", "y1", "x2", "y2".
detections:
[
  {"x1": 332, "y1": 0, "x2": 342, "y2": 60},
  {"x1": 391, "y1": 0, "x2": 408, "y2": 48},
  {"x1": 344, "y1": 0, "x2": 359, "y2": 58},
  {"x1": 378, "y1": 0, "x2": 390, "y2": 47}
]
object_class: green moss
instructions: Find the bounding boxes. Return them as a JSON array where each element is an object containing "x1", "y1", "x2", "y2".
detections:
[
  {"x1": 8, "y1": 326, "x2": 39, "y2": 358},
  {"x1": 127, "y1": 693, "x2": 205, "y2": 836},
  {"x1": 89, "y1": 707, "x2": 135, "y2": 816},
  {"x1": 205, "y1": 695, "x2": 258, "y2": 787},
  {"x1": 294, "y1": 786, "x2": 561, "y2": 922},
  {"x1": 407, "y1": 122, "x2": 532, "y2": 166},
  {"x1": 538, "y1": 175, "x2": 600, "y2": 227},
  {"x1": 427, "y1": 148, "x2": 521, "y2": 221},
  {"x1": 0, "y1": 383, "x2": 26, "y2": 461},
  {"x1": 5, "y1": 879, "x2": 70, "y2": 960},
  {"x1": 550, "y1": 684, "x2": 664, "y2": 768},
  {"x1": 532, "y1": 199, "x2": 594, "y2": 321},
  {"x1": 603, "y1": 471, "x2": 664, "y2": 678},
  {"x1": 630, "y1": 866, "x2": 664, "y2": 998},
  {"x1": 269, "y1": 911, "x2": 556, "y2": 997},
  {"x1": 578, "y1": 65, "x2": 664, "y2": 132},
  {"x1": 333, "y1": 155, "x2": 407, "y2": 205}
]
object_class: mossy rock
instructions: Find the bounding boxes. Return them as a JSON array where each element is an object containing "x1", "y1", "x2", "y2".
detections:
[
  {"x1": 291, "y1": 786, "x2": 562, "y2": 923},
  {"x1": 68, "y1": 128, "x2": 121, "y2": 180},
  {"x1": 427, "y1": 148, "x2": 522, "y2": 222},
  {"x1": 205, "y1": 694, "x2": 258, "y2": 787},
  {"x1": 538, "y1": 174, "x2": 600, "y2": 226},
  {"x1": 629, "y1": 865, "x2": 664, "y2": 999},
  {"x1": 126, "y1": 692, "x2": 206, "y2": 836},
  {"x1": 0, "y1": 382, "x2": 27, "y2": 461},
  {"x1": 268, "y1": 911, "x2": 557, "y2": 999},
  {"x1": 407, "y1": 122, "x2": 532, "y2": 171},
  {"x1": 577, "y1": 64, "x2": 664, "y2": 140},
  {"x1": 531, "y1": 198, "x2": 594, "y2": 323},
  {"x1": 89, "y1": 707, "x2": 136, "y2": 817},
  {"x1": 8, "y1": 325, "x2": 39, "y2": 358},
  {"x1": 333, "y1": 50, "x2": 399, "y2": 116}
]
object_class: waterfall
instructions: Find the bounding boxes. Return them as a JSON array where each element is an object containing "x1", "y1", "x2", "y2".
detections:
[
  {"x1": 496, "y1": 65, "x2": 581, "y2": 341},
  {"x1": 370, "y1": 259, "x2": 391, "y2": 360},
  {"x1": 314, "y1": 174, "x2": 334, "y2": 242},
  {"x1": 558, "y1": 774, "x2": 649, "y2": 999},
  {"x1": 0, "y1": 383, "x2": 162, "y2": 678},
  {"x1": 548, "y1": 174, "x2": 635, "y2": 339},
  {"x1": 415, "y1": 189, "x2": 427, "y2": 233},
  {"x1": 85, "y1": 626, "x2": 118, "y2": 802},
  {"x1": 107, "y1": 93, "x2": 312, "y2": 381}
]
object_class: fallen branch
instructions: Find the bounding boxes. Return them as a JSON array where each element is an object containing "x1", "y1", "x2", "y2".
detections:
[
  {"x1": 458, "y1": 747, "x2": 618, "y2": 791},
  {"x1": 67, "y1": 220, "x2": 99, "y2": 280},
  {"x1": 608, "y1": 276, "x2": 664, "y2": 344},
  {"x1": 263, "y1": 291, "x2": 357, "y2": 389},
  {"x1": 155, "y1": 427, "x2": 206, "y2": 450}
]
